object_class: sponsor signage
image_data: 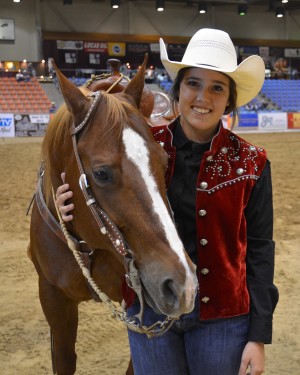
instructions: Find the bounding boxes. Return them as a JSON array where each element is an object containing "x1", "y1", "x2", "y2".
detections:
[
  {"x1": 57, "y1": 40, "x2": 83, "y2": 50},
  {"x1": 288, "y1": 113, "x2": 300, "y2": 129},
  {"x1": 0, "y1": 114, "x2": 15, "y2": 137},
  {"x1": 284, "y1": 49, "x2": 300, "y2": 58},
  {"x1": 238, "y1": 113, "x2": 258, "y2": 127},
  {"x1": 127, "y1": 43, "x2": 149, "y2": 53},
  {"x1": 14, "y1": 114, "x2": 49, "y2": 137},
  {"x1": 108, "y1": 42, "x2": 126, "y2": 57},
  {"x1": 83, "y1": 41, "x2": 107, "y2": 53},
  {"x1": 150, "y1": 43, "x2": 160, "y2": 53},
  {"x1": 258, "y1": 112, "x2": 287, "y2": 131}
]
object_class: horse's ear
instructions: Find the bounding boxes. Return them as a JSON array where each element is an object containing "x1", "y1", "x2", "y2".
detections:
[
  {"x1": 124, "y1": 54, "x2": 147, "y2": 108},
  {"x1": 51, "y1": 59, "x2": 90, "y2": 122}
]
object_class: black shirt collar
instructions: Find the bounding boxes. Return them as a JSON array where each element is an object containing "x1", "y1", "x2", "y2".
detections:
[{"x1": 172, "y1": 119, "x2": 211, "y2": 154}]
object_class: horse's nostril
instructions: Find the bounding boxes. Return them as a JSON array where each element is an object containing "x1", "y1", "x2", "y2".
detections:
[{"x1": 161, "y1": 278, "x2": 178, "y2": 304}]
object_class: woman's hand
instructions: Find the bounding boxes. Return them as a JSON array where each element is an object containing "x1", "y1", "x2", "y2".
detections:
[
  {"x1": 238, "y1": 341, "x2": 265, "y2": 375},
  {"x1": 55, "y1": 172, "x2": 74, "y2": 222}
]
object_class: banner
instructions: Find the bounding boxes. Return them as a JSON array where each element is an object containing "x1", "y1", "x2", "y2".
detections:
[
  {"x1": 108, "y1": 42, "x2": 126, "y2": 57},
  {"x1": 258, "y1": 112, "x2": 287, "y2": 131},
  {"x1": 150, "y1": 43, "x2": 160, "y2": 53},
  {"x1": 288, "y1": 113, "x2": 300, "y2": 129},
  {"x1": 15, "y1": 114, "x2": 49, "y2": 137},
  {"x1": 0, "y1": 114, "x2": 15, "y2": 137},
  {"x1": 127, "y1": 43, "x2": 149, "y2": 53},
  {"x1": 238, "y1": 113, "x2": 258, "y2": 127},
  {"x1": 284, "y1": 49, "x2": 300, "y2": 58},
  {"x1": 83, "y1": 41, "x2": 107, "y2": 53},
  {"x1": 57, "y1": 40, "x2": 83, "y2": 50}
]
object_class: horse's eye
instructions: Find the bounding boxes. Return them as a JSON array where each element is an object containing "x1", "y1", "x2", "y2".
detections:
[{"x1": 93, "y1": 168, "x2": 109, "y2": 183}]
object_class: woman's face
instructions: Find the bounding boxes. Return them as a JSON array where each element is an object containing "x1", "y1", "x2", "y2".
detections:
[{"x1": 178, "y1": 67, "x2": 231, "y2": 143}]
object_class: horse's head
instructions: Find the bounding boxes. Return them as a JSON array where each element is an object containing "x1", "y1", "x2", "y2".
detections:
[{"x1": 51, "y1": 57, "x2": 198, "y2": 317}]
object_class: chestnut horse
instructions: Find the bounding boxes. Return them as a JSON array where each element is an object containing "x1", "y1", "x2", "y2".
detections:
[{"x1": 28, "y1": 56, "x2": 197, "y2": 375}]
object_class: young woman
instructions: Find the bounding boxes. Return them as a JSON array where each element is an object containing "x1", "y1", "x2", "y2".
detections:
[{"x1": 56, "y1": 28, "x2": 278, "y2": 375}]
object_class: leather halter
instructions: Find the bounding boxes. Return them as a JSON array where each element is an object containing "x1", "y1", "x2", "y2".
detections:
[{"x1": 66, "y1": 91, "x2": 176, "y2": 337}]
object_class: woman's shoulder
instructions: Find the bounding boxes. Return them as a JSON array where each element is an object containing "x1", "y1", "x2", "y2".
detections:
[{"x1": 223, "y1": 128, "x2": 267, "y2": 158}]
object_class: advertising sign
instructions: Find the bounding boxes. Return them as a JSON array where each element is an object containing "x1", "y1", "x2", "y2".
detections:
[
  {"x1": 57, "y1": 40, "x2": 83, "y2": 50},
  {"x1": 258, "y1": 112, "x2": 287, "y2": 131},
  {"x1": 108, "y1": 42, "x2": 126, "y2": 57},
  {"x1": 83, "y1": 41, "x2": 107, "y2": 53},
  {"x1": 0, "y1": 114, "x2": 15, "y2": 137},
  {"x1": 238, "y1": 113, "x2": 258, "y2": 127},
  {"x1": 15, "y1": 114, "x2": 49, "y2": 137},
  {"x1": 288, "y1": 113, "x2": 300, "y2": 129}
]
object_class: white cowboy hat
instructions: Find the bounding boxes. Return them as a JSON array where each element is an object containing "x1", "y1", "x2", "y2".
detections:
[{"x1": 160, "y1": 28, "x2": 265, "y2": 107}]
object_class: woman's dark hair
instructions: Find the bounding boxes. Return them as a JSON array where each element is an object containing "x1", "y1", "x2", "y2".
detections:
[{"x1": 168, "y1": 67, "x2": 238, "y2": 126}]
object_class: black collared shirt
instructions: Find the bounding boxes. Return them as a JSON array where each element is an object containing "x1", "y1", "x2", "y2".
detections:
[{"x1": 167, "y1": 120, "x2": 278, "y2": 343}]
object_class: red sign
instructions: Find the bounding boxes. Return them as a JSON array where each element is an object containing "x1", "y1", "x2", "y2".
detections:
[
  {"x1": 83, "y1": 41, "x2": 108, "y2": 53},
  {"x1": 288, "y1": 113, "x2": 300, "y2": 129}
]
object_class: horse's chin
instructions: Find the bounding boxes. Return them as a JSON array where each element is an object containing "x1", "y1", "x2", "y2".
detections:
[{"x1": 144, "y1": 292, "x2": 165, "y2": 315}]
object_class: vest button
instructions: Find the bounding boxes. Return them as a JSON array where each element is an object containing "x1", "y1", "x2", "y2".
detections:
[
  {"x1": 201, "y1": 268, "x2": 209, "y2": 275},
  {"x1": 198, "y1": 209, "x2": 207, "y2": 217},
  {"x1": 206, "y1": 155, "x2": 213, "y2": 161},
  {"x1": 200, "y1": 181, "x2": 208, "y2": 189},
  {"x1": 236, "y1": 168, "x2": 244, "y2": 175},
  {"x1": 201, "y1": 296, "x2": 210, "y2": 303},
  {"x1": 221, "y1": 147, "x2": 228, "y2": 154},
  {"x1": 200, "y1": 238, "x2": 208, "y2": 246}
]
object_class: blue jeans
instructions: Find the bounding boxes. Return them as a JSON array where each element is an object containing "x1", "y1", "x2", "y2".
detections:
[{"x1": 127, "y1": 297, "x2": 249, "y2": 375}]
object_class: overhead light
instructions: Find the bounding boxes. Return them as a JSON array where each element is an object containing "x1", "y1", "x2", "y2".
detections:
[
  {"x1": 276, "y1": 6, "x2": 285, "y2": 17},
  {"x1": 238, "y1": 4, "x2": 248, "y2": 16},
  {"x1": 156, "y1": 0, "x2": 165, "y2": 12},
  {"x1": 282, "y1": 0, "x2": 288, "y2": 3},
  {"x1": 111, "y1": 0, "x2": 120, "y2": 9},
  {"x1": 198, "y1": 2, "x2": 207, "y2": 14},
  {"x1": 13, "y1": 0, "x2": 21, "y2": 2}
]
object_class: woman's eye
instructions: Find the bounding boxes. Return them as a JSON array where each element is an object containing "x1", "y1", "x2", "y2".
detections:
[
  {"x1": 93, "y1": 169, "x2": 109, "y2": 182},
  {"x1": 213, "y1": 85, "x2": 224, "y2": 92},
  {"x1": 188, "y1": 80, "x2": 198, "y2": 87}
]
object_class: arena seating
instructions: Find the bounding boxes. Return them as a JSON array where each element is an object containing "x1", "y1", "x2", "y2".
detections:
[
  {"x1": 0, "y1": 77, "x2": 52, "y2": 114},
  {"x1": 68, "y1": 77, "x2": 88, "y2": 86},
  {"x1": 260, "y1": 79, "x2": 300, "y2": 112}
]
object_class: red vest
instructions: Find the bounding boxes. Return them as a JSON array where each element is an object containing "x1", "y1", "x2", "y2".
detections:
[{"x1": 122, "y1": 120, "x2": 267, "y2": 320}]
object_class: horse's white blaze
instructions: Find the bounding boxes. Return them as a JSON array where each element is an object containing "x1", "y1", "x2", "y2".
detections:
[{"x1": 122, "y1": 128, "x2": 196, "y2": 302}]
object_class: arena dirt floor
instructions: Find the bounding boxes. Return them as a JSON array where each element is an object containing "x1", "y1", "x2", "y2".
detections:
[{"x1": 0, "y1": 131, "x2": 299, "y2": 375}]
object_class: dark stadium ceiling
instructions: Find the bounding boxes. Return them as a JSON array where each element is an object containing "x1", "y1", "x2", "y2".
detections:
[
  {"x1": 86, "y1": 0, "x2": 300, "y2": 12},
  {"x1": 43, "y1": 0, "x2": 300, "y2": 12}
]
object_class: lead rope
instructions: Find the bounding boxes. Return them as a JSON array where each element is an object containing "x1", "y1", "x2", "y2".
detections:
[{"x1": 51, "y1": 186, "x2": 110, "y2": 304}]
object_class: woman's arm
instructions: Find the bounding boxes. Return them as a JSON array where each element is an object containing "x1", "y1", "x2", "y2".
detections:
[
  {"x1": 238, "y1": 160, "x2": 279, "y2": 374},
  {"x1": 245, "y1": 160, "x2": 279, "y2": 344}
]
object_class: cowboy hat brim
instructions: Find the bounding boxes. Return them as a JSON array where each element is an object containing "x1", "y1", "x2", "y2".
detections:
[{"x1": 160, "y1": 38, "x2": 265, "y2": 108}]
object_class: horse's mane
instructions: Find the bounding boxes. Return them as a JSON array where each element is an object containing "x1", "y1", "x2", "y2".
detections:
[{"x1": 41, "y1": 87, "x2": 136, "y2": 204}]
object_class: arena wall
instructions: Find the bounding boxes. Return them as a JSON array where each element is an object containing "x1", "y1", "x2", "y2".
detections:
[{"x1": 0, "y1": 0, "x2": 300, "y2": 62}]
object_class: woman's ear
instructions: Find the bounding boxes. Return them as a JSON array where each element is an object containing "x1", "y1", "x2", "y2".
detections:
[{"x1": 224, "y1": 100, "x2": 234, "y2": 115}]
